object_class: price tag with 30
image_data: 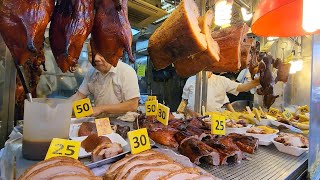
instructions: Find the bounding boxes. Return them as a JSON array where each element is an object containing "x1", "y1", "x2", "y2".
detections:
[
  {"x1": 127, "y1": 128, "x2": 151, "y2": 154},
  {"x1": 73, "y1": 98, "x2": 93, "y2": 118},
  {"x1": 268, "y1": 107, "x2": 279, "y2": 116},
  {"x1": 157, "y1": 103, "x2": 170, "y2": 126},
  {"x1": 211, "y1": 114, "x2": 226, "y2": 135},
  {"x1": 145, "y1": 100, "x2": 158, "y2": 116},
  {"x1": 283, "y1": 110, "x2": 294, "y2": 120},
  {"x1": 95, "y1": 118, "x2": 113, "y2": 136},
  {"x1": 45, "y1": 138, "x2": 80, "y2": 160},
  {"x1": 147, "y1": 96, "x2": 157, "y2": 101}
]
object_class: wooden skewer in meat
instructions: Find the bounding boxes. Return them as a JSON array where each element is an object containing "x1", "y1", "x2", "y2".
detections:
[
  {"x1": 49, "y1": 0, "x2": 95, "y2": 72},
  {"x1": 91, "y1": 0, "x2": 134, "y2": 67}
]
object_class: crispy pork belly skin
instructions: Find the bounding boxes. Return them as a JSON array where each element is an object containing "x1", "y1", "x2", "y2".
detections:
[
  {"x1": 81, "y1": 133, "x2": 111, "y2": 153},
  {"x1": 114, "y1": 154, "x2": 173, "y2": 180},
  {"x1": 124, "y1": 162, "x2": 183, "y2": 180},
  {"x1": 206, "y1": 23, "x2": 248, "y2": 73},
  {"x1": 105, "y1": 150, "x2": 160, "y2": 179},
  {"x1": 178, "y1": 138, "x2": 220, "y2": 165},
  {"x1": 91, "y1": 0, "x2": 134, "y2": 67},
  {"x1": 149, "y1": 128, "x2": 179, "y2": 148},
  {"x1": 19, "y1": 157, "x2": 80, "y2": 180},
  {"x1": 24, "y1": 162, "x2": 93, "y2": 179},
  {"x1": 228, "y1": 133, "x2": 259, "y2": 154},
  {"x1": 174, "y1": 10, "x2": 220, "y2": 77},
  {"x1": 158, "y1": 168, "x2": 201, "y2": 180},
  {"x1": 148, "y1": 0, "x2": 207, "y2": 70},
  {"x1": 134, "y1": 169, "x2": 173, "y2": 180},
  {"x1": 50, "y1": 174, "x2": 102, "y2": 180}
]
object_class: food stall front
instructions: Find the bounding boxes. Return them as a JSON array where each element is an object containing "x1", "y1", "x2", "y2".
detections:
[{"x1": 0, "y1": 0, "x2": 319, "y2": 179}]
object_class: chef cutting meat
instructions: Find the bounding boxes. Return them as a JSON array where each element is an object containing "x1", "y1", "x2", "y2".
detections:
[
  {"x1": 181, "y1": 72, "x2": 260, "y2": 115},
  {"x1": 69, "y1": 43, "x2": 140, "y2": 117}
]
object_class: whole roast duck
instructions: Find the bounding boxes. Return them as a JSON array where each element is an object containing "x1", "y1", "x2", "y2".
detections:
[
  {"x1": 49, "y1": 0, "x2": 94, "y2": 72},
  {"x1": 91, "y1": 0, "x2": 134, "y2": 66},
  {"x1": 257, "y1": 55, "x2": 279, "y2": 108}
]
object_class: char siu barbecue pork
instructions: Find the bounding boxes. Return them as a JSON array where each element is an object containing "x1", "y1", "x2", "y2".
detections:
[
  {"x1": 228, "y1": 133, "x2": 259, "y2": 154},
  {"x1": 49, "y1": 0, "x2": 94, "y2": 72},
  {"x1": 91, "y1": 0, "x2": 134, "y2": 67}
]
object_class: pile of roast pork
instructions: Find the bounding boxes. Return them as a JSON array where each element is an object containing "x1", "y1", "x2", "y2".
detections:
[{"x1": 135, "y1": 115, "x2": 259, "y2": 166}]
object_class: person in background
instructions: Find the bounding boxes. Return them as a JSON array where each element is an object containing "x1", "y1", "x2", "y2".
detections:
[
  {"x1": 181, "y1": 71, "x2": 260, "y2": 116},
  {"x1": 69, "y1": 43, "x2": 140, "y2": 117}
]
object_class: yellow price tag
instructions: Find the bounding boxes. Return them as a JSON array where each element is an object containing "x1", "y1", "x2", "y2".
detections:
[
  {"x1": 147, "y1": 96, "x2": 157, "y2": 101},
  {"x1": 45, "y1": 138, "x2": 80, "y2": 160},
  {"x1": 283, "y1": 110, "x2": 294, "y2": 120},
  {"x1": 95, "y1": 118, "x2": 113, "y2": 136},
  {"x1": 300, "y1": 106, "x2": 310, "y2": 113},
  {"x1": 73, "y1": 98, "x2": 93, "y2": 118},
  {"x1": 268, "y1": 107, "x2": 279, "y2": 116},
  {"x1": 253, "y1": 108, "x2": 261, "y2": 121},
  {"x1": 145, "y1": 100, "x2": 158, "y2": 116},
  {"x1": 211, "y1": 114, "x2": 226, "y2": 135},
  {"x1": 177, "y1": 100, "x2": 187, "y2": 113},
  {"x1": 157, "y1": 103, "x2": 170, "y2": 126},
  {"x1": 127, "y1": 128, "x2": 151, "y2": 154},
  {"x1": 137, "y1": 65, "x2": 146, "y2": 77}
]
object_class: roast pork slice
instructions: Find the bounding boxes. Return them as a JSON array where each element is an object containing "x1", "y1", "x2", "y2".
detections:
[
  {"x1": 206, "y1": 23, "x2": 249, "y2": 73},
  {"x1": 192, "y1": 175, "x2": 218, "y2": 180},
  {"x1": 174, "y1": 10, "x2": 220, "y2": 77},
  {"x1": 114, "y1": 154, "x2": 173, "y2": 180},
  {"x1": 81, "y1": 133, "x2": 112, "y2": 153},
  {"x1": 19, "y1": 157, "x2": 81, "y2": 180},
  {"x1": 124, "y1": 162, "x2": 183, "y2": 180},
  {"x1": 134, "y1": 169, "x2": 174, "y2": 180},
  {"x1": 158, "y1": 168, "x2": 201, "y2": 180},
  {"x1": 92, "y1": 142, "x2": 123, "y2": 162},
  {"x1": 105, "y1": 150, "x2": 161, "y2": 179},
  {"x1": 148, "y1": 0, "x2": 207, "y2": 70},
  {"x1": 50, "y1": 174, "x2": 102, "y2": 180},
  {"x1": 178, "y1": 138, "x2": 220, "y2": 166},
  {"x1": 26, "y1": 162, "x2": 94, "y2": 179}
]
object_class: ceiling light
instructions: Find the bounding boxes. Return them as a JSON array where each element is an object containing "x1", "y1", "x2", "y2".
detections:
[
  {"x1": 267, "y1": 37, "x2": 279, "y2": 41},
  {"x1": 215, "y1": 0, "x2": 233, "y2": 27},
  {"x1": 303, "y1": 0, "x2": 320, "y2": 33},
  {"x1": 241, "y1": 7, "x2": 252, "y2": 21}
]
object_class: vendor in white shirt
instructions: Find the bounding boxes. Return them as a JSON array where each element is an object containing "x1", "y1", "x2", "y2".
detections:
[
  {"x1": 70, "y1": 43, "x2": 140, "y2": 117},
  {"x1": 181, "y1": 72, "x2": 260, "y2": 115}
]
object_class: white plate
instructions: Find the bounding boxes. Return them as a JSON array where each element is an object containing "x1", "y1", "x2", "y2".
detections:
[
  {"x1": 245, "y1": 130, "x2": 279, "y2": 146},
  {"x1": 226, "y1": 125, "x2": 252, "y2": 135},
  {"x1": 71, "y1": 133, "x2": 128, "y2": 158},
  {"x1": 255, "y1": 119, "x2": 272, "y2": 126},
  {"x1": 270, "y1": 120, "x2": 303, "y2": 133},
  {"x1": 272, "y1": 140, "x2": 308, "y2": 156}
]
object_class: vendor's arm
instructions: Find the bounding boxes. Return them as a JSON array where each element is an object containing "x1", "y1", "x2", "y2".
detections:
[
  {"x1": 226, "y1": 103, "x2": 235, "y2": 112},
  {"x1": 92, "y1": 97, "x2": 139, "y2": 116},
  {"x1": 236, "y1": 78, "x2": 260, "y2": 92},
  {"x1": 69, "y1": 91, "x2": 86, "y2": 102}
]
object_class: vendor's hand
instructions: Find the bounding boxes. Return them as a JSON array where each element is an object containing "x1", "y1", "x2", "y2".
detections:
[
  {"x1": 253, "y1": 77, "x2": 260, "y2": 86},
  {"x1": 92, "y1": 106, "x2": 104, "y2": 117}
]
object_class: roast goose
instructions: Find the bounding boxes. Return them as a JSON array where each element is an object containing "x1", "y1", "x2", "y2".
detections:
[
  {"x1": 49, "y1": 0, "x2": 94, "y2": 72},
  {"x1": 91, "y1": 0, "x2": 134, "y2": 67}
]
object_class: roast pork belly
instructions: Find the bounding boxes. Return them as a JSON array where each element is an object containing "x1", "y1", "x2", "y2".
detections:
[
  {"x1": 50, "y1": 174, "x2": 102, "y2": 180},
  {"x1": 114, "y1": 154, "x2": 173, "y2": 180},
  {"x1": 19, "y1": 156, "x2": 81, "y2": 180},
  {"x1": 24, "y1": 162, "x2": 94, "y2": 179},
  {"x1": 148, "y1": 0, "x2": 207, "y2": 70},
  {"x1": 158, "y1": 168, "x2": 201, "y2": 180},
  {"x1": 206, "y1": 23, "x2": 249, "y2": 73},
  {"x1": 81, "y1": 133, "x2": 111, "y2": 153},
  {"x1": 148, "y1": 128, "x2": 179, "y2": 148},
  {"x1": 275, "y1": 62, "x2": 291, "y2": 83},
  {"x1": 228, "y1": 133, "x2": 259, "y2": 154},
  {"x1": 92, "y1": 142, "x2": 123, "y2": 162},
  {"x1": 49, "y1": 0, "x2": 94, "y2": 72},
  {"x1": 91, "y1": 0, "x2": 134, "y2": 67},
  {"x1": 240, "y1": 38, "x2": 254, "y2": 69},
  {"x1": 78, "y1": 122, "x2": 97, "y2": 136},
  {"x1": 178, "y1": 138, "x2": 220, "y2": 166},
  {"x1": 123, "y1": 162, "x2": 183, "y2": 180},
  {"x1": 105, "y1": 150, "x2": 161, "y2": 179},
  {"x1": 174, "y1": 10, "x2": 220, "y2": 77},
  {"x1": 134, "y1": 169, "x2": 174, "y2": 180}
]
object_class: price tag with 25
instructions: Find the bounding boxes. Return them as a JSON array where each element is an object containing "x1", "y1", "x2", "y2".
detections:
[
  {"x1": 145, "y1": 100, "x2": 158, "y2": 116},
  {"x1": 45, "y1": 138, "x2": 80, "y2": 160},
  {"x1": 95, "y1": 118, "x2": 113, "y2": 136},
  {"x1": 211, "y1": 114, "x2": 226, "y2": 135},
  {"x1": 73, "y1": 98, "x2": 93, "y2": 118},
  {"x1": 283, "y1": 110, "x2": 294, "y2": 120},
  {"x1": 157, "y1": 103, "x2": 170, "y2": 126},
  {"x1": 147, "y1": 96, "x2": 157, "y2": 101},
  {"x1": 127, "y1": 128, "x2": 151, "y2": 154}
]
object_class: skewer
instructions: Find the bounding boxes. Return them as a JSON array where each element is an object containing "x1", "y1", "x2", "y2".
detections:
[{"x1": 13, "y1": 60, "x2": 32, "y2": 102}]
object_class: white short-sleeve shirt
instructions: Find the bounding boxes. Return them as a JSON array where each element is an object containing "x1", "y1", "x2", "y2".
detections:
[
  {"x1": 78, "y1": 61, "x2": 140, "y2": 105},
  {"x1": 182, "y1": 74, "x2": 240, "y2": 111}
]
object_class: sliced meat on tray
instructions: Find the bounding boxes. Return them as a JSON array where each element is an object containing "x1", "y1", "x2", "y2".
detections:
[
  {"x1": 158, "y1": 168, "x2": 201, "y2": 180},
  {"x1": 91, "y1": 142, "x2": 123, "y2": 162},
  {"x1": 133, "y1": 169, "x2": 174, "y2": 180},
  {"x1": 149, "y1": 128, "x2": 179, "y2": 148},
  {"x1": 81, "y1": 133, "x2": 111, "y2": 152},
  {"x1": 228, "y1": 133, "x2": 259, "y2": 154}
]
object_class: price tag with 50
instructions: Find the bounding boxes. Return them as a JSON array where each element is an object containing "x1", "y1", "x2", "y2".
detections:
[
  {"x1": 211, "y1": 114, "x2": 226, "y2": 135},
  {"x1": 127, "y1": 128, "x2": 151, "y2": 154},
  {"x1": 73, "y1": 98, "x2": 93, "y2": 118},
  {"x1": 157, "y1": 103, "x2": 170, "y2": 126},
  {"x1": 147, "y1": 96, "x2": 157, "y2": 101},
  {"x1": 45, "y1": 138, "x2": 80, "y2": 160},
  {"x1": 268, "y1": 107, "x2": 279, "y2": 116},
  {"x1": 145, "y1": 100, "x2": 158, "y2": 116},
  {"x1": 283, "y1": 110, "x2": 294, "y2": 120}
]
